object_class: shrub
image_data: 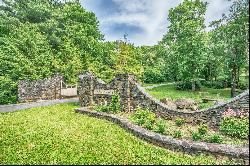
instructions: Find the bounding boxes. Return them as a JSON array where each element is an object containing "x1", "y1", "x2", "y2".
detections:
[
  {"x1": 174, "y1": 130, "x2": 182, "y2": 138},
  {"x1": 0, "y1": 76, "x2": 18, "y2": 104},
  {"x1": 175, "y1": 118, "x2": 185, "y2": 126},
  {"x1": 207, "y1": 134, "x2": 223, "y2": 144},
  {"x1": 201, "y1": 78, "x2": 231, "y2": 89},
  {"x1": 238, "y1": 81, "x2": 249, "y2": 90},
  {"x1": 94, "y1": 105, "x2": 110, "y2": 113},
  {"x1": 192, "y1": 132, "x2": 203, "y2": 141},
  {"x1": 202, "y1": 81, "x2": 226, "y2": 89},
  {"x1": 154, "y1": 119, "x2": 166, "y2": 134},
  {"x1": 220, "y1": 117, "x2": 249, "y2": 139},
  {"x1": 175, "y1": 81, "x2": 201, "y2": 91},
  {"x1": 109, "y1": 95, "x2": 121, "y2": 113},
  {"x1": 131, "y1": 107, "x2": 156, "y2": 129},
  {"x1": 94, "y1": 94, "x2": 121, "y2": 113},
  {"x1": 143, "y1": 67, "x2": 165, "y2": 84},
  {"x1": 145, "y1": 121, "x2": 154, "y2": 130},
  {"x1": 198, "y1": 124, "x2": 208, "y2": 135}
]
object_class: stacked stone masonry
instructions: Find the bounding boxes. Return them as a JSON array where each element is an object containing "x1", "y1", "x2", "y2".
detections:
[
  {"x1": 18, "y1": 74, "x2": 63, "y2": 102},
  {"x1": 78, "y1": 72, "x2": 249, "y2": 127},
  {"x1": 75, "y1": 108, "x2": 249, "y2": 164}
]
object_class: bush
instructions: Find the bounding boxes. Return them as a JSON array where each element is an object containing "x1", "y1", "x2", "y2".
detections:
[
  {"x1": 220, "y1": 117, "x2": 249, "y2": 139},
  {"x1": 207, "y1": 134, "x2": 223, "y2": 144},
  {"x1": 198, "y1": 124, "x2": 208, "y2": 135},
  {"x1": 238, "y1": 81, "x2": 249, "y2": 90},
  {"x1": 94, "y1": 105, "x2": 110, "y2": 113},
  {"x1": 174, "y1": 130, "x2": 182, "y2": 138},
  {"x1": 202, "y1": 80, "x2": 229, "y2": 89},
  {"x1": 154, "y1": 119, "x2": 166, "y2": 134},
  {"x1": 143, "y1": 67, "x2": 165, "y2": 84},
  {"x1": 175, "y1": 81, "x2": 201, "y2": 91},
  {"x1": 175, "y1": 118, "x2": 185, "y2": 126},
  {"x1": 94, "y1": 94, "x2": 121, "y2": 113},
  {"x1": 109, "y1": 95, "x2": 121, "y2": 113},
  {"x1": 0, "y1": 76, "x2": 18, "y2": 104},
  {"x1": 192, "y1": 132, "x2": 203, "y2": 141},
  {"x1": 131, "y1": 107, "x2": 156, "y2": 128}
]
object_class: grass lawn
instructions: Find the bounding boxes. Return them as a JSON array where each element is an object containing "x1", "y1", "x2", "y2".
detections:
[
  {"x1": 145, "y1": 84, "x2": 232, "y2": 100},
  {"x1": 0, "y1": 103, "x2": 236, "y2": 165},
  {"x1": 144, "y1": 84, "x2": 237, "y2": 109}
]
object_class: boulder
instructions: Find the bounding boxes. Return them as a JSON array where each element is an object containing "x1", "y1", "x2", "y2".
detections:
[
  {"x1": 213, "y1": 100, "x2": 225, "y2": 106},
  {"x1": 160, "y1": 98, "x2": 177, "y2": 109},
  {"x1": 175, "y1": 99, "x2": 198, "y2": 111}
]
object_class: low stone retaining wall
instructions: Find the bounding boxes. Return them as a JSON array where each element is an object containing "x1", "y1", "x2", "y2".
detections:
[{"x1": 75, "y1": 107, "x2": 249, "y2": 164}]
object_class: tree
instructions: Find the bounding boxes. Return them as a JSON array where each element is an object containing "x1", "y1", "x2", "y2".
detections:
[
  {"x1": 210, "y1": 0, "x2": 249, "y2": 97},
  {"x1": 162, "y1": 0, "x2": 208, "y2": 91},
  {"x1": 0, "y1": 0, "x2": 104, "y2": 104}
]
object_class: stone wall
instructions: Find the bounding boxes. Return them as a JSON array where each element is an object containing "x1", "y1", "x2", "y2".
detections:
[
  {"x1": 18, "y1": 74, "x2": 63, "y2": 102},
  {"x1": 75, "y1": 107, "x2": 249, "y2": 164},
  {"x1": 78, "y1": 72, "x2": 249, "y2": 127},
  {"x1": 79, "y1": 72, "x2": 133, "y2": 112}
]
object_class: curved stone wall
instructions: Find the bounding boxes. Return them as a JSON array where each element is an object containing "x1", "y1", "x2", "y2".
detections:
[
  {"x1": 75, "y1": 107, "x2": 249, "y2": 164},
  {"x1": 129, "y1": 79, "x2": 249, "y2": 126},
  {"x1": 78, "y1": 72, "x2": 249, "y2": 126}
]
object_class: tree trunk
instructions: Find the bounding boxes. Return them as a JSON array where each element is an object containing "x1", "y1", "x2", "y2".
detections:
[
  {"x1": 246, "y1": 24, "x2": 249, "y2": 74},
  {"x1": 192, "y1": 80, "x2": 196, "y2": 91},
  {"x1": 231, "y1": 67, "x2": 237, "y2": 97},
  {"x1": 231, "y1": 48, "x2": 237, "y2": 98},
  {"x1": 236, "y1": 67, "x2": 240, "y2": 88}
]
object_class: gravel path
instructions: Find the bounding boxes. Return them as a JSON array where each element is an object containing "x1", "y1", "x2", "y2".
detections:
[
  {"x1": 0, "y1": 98, "x2": 79, "y2": 113},
  {"x1": 144, "y1": 83, "x2": 173, "y2": 89}
]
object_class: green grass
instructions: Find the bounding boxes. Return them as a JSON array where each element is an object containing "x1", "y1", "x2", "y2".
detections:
[
  {"x1": 146, "y1": 84, "x2": 231, "y2": 100},
  {"x1": 0, "y1": 103, "x2": 237, "y2": 165},
  {"x1": 145, "y1": 84, "x2": 234, "y2": 109}
]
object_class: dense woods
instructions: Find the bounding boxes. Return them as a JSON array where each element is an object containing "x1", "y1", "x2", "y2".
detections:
[{"x1": 0, "y1": 0, "x2": 249, "y2": 104}]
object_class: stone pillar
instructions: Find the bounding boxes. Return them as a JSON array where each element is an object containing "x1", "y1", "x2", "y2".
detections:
[
  {"x1": 115, "y1": 74, "x2": 132, "y2": 112},
  {"x1": 79, "y1": 72, "x2": 94, "y2": 107}
]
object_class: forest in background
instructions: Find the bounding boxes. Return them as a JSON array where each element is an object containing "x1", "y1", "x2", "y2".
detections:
[{"x1": 0, "y1": 0, "x2": 249, "y2": 104}]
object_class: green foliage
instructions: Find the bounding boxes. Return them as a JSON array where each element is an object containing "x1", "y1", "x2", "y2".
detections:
[
  {"x1": 143, "y1": 68, "x2": 165, "y2": 84},
  {"x1": 94, "y1": 94, "x2": 121, "y2": 113},
  {"x1": 175, "y1": 81, "x2": 201, "y2": 91},
  {"x1": 192, "y1": 132, "x2": 203, "y2": 141},
  {"x1": 161, "y1": 0, "x2": 208, "y2": 90},
  {"x1": 207, "y1": 134, "x2": 223, "y2": 144},
  {"x1": 175, "y1": 118, "x2": 185, "y2": 126},
  {"x1": 94, "y1": 104, "x2": 110, "y2": 113},
  {"x1": 198, "y1": 124, "x2": 208, "y2": 135},
  {"x1": 0, "y1": 103, "x2": 235, "y2": 165},
  {"x1": 238, "y1": 78, "x2": 249, "y2": 90},
  {"x1": 131, "y1": 107, "x2": 156, "y2": 128},
  {"x1": 174, "y1": 130, "x2": 182, "y2": 138},
  {"x1": 0, "y1": 76, "x2": 18, "y2": 104},
  {"x1": 109, "y1": 95, "x2": 121, "y2": 113},
  {"x1": 0, "y1": 0, "x2": 105, "y2": 104},
  {"x1": 202, "y1": 81, "x2": 228, "y2": 89},
  {"x1": 220, "y1": 117, "x2": 249, "y2": 139},
  {"x1": 154, "y1": 119, "x2": 166, "y2": 134}
]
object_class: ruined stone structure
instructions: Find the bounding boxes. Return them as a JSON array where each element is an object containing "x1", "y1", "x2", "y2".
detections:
[
  {"x1": 18, "y1": 74, "x2": 63, "y2": 102},
  {"x1": 78, "y1": 72, "x2": 249, "y2": 127}
]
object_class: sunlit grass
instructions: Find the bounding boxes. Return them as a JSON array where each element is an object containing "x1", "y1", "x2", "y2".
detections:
[
  {"x1": 0, "y1": 103, "x2": 236, "y2": 165},
  {"x1": 146, "y1": 84, "x2": 231, "y2": 100}
]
